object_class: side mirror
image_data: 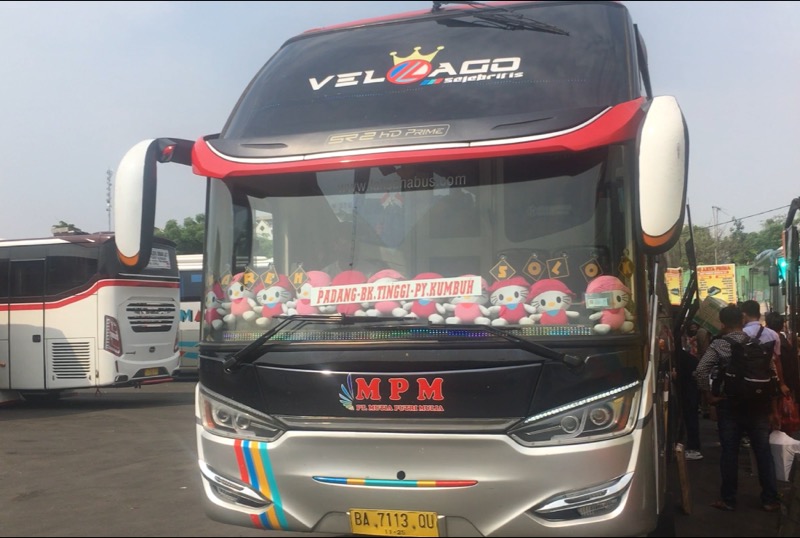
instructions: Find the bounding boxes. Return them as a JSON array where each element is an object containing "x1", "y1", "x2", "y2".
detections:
[
  {"x1": 637, "y1": 96, "x2": 689, "y2": 254},
  {"x1": 114, "y1": 138, "x2": 193, "y2": 271}
]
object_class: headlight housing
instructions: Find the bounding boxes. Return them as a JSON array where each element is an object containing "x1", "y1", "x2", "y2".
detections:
[
  {"x1": 198, "y1": 387, "x2": 285, "y2": 442},
  {"x1": 508, "y1": 381, "x2": 640, "y2": 447}
]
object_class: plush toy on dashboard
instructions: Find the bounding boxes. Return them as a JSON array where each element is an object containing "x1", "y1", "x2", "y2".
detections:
[
  {"x1": 527, "y1": 279, "x2": 579, "y2": 325},
  {"x1": 204, "y1": 282, "x2": 227, "y2": 330},
  {"x1": 365, "y1": 269, "x2": 407, "y2": 317},
  {"x1": 253, "y1": 274, "x2": 295, "y2": 326},
  {"x1": 585, "y1": 275, "x2": 634, "y2": 334},
  {"x1": 394, "y1": 272, "x2": 447, "y2": 323},
  {"x1": 331, "y1": 270, "x2": 368, "y2": 316},
  {"x1": 445, "y1": 275, "x2": 491, "y2": 325},
  {"x1": 287, "y1": 270, "x2": 335, "y2": 316},
  {"x1": 488, "y1": 276, "x2": 534, "y2": 326},
  {"x1": 222, "y1": 273, "x2": 257, "y2": 325}
]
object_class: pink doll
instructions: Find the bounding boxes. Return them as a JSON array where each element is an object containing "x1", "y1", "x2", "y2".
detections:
[
  {"x1": 287, "y1": 270, "x2": 335, "y2": 316},
  {"x1": 365, "y1": 269, "x2": 407, "y2": 317},
  {"x1": 488, "y1": 276, "x2": 534, "y2": 326},
  {"x1": 585, "y1": 275, "x2": 634, "y2": 334},
  {"x1": 222, "y1": 273, "x2": 257, "y2": 325},
  {"x1": 445, "y1": 275, "x2": 491, "y2": 325},
  {"x1": 528, "y1": 279, "x2": 579, "y2": 325},
  {"x1": 331, "y1": 270, "x2": 368, "y2": 316},
  {"x1": 203, "y1": 282, "x2": 226, "y2": 330},
  {"x1": 395, "y1": 272, "x2": 446, "y2": 323},
  {"x1": 253, "y1": 275, "x2": 294, "y2": 326}
]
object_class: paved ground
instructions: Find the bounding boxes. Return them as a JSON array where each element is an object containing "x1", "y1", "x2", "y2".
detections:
[
  {"x1": 0, "y1": 381, "x2": 794, "y2": 537},
  {"x1": 672, "y1": 411, "x2": 790, "y2": 537}
]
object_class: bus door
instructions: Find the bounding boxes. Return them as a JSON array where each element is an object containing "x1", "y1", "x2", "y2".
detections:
[{"x1": 8, "y1": 259, "x2": 45, "y2": 390}]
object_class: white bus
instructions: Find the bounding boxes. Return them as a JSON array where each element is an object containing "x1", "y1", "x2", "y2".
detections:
[
  {"x1": 175, "y1": 253, "x2": 203, "y2": 379},
  {"x1": 0, "y1": 233, "x2": 181, "y2": 402}
]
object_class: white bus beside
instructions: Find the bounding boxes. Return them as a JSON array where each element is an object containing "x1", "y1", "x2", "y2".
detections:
[
  {"x1": 175, "y1": 253, "x2": 203, "y2": 379},
  {"x1": 0, "y1": 233, "x2": 180, "y2": 401}
]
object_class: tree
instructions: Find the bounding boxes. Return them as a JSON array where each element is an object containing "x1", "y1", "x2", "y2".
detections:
[
  {"x1": 666, "y1": 224, "x2": 717, "y2": 268},
  {"x1": 155, "y1": 214, "x2": 204, "y2": 254}
]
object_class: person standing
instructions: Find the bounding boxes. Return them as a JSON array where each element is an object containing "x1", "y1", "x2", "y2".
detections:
[
  {"x1": 694, "y1": 304, "x2": 782, "y2": 512},
  {"x1": 741, "y1": 301, "x2": 790, "y2": 397},
  {"x1": 765, "y1": 311, "x2": 799, "y2": 399},
  {"x1": 680, "y1": 322, "x2": 703, "y2": 460}
]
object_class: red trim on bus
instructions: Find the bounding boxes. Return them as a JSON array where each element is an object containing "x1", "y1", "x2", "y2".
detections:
[
  {"x1": 301, "y1": 1, "x2": 538, "y2": 35},
  {"x1": 0, "y1": 279, "x2": 179, "y2": 312},
  {"x1": 192, "y1": 99, "x2": 645, "y2": 179}
]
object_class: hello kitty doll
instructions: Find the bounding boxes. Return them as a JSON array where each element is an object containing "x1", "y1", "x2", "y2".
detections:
[
  {"x1": 331, "y1": 270, "x2": 368, "y2": 316},
  {"x1": 488, "y1": 276, "x2": 534, "y2": 326},
  {"x1": 365, "y1": 269, "x2": 407, "y2": 317},
  {"x1": 287, "y1": 270, "x2": 336, "y2": 316},
  {"x1": 585, "y1": 275, "x2": 634, "y2": 334},
  {"x1": 445, "y1": 275, "x2": 491, "y2": 325},
  {"x1": 253, "y1": 275, "x2": 294, "y2": 326},
  {"x1": 222, "y1": 273, "x2": 257, "y2": 325},
  {"x1": 204, "y1": 283, "x2": 226, "y2": 330},
  {"x1": 527, "y1": 279, "x2": 579, "y2": 325},
  {"x1": 395, "y1": 272, "x2": 446, "y2": 323}
]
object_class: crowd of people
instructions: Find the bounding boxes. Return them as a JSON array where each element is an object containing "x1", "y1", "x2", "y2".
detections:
[{"x1": 679, "y1": 300, "x2": 800, "y2": 513}]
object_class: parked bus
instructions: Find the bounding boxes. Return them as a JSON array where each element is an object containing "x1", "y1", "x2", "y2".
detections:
[
  {"x1": 114, "y1": 1, "x2": 688, "y2": 535},
  {"x1": 0, "y1": 233, "x2": 180, "y2": 402},
  {"x1": 174, "y1": 253, "x2": 203, "y2": 379}
]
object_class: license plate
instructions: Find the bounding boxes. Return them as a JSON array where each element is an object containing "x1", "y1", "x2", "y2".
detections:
[
  {"x1": 349, "y1": 509, "x2": 439, "y2": 537},
  {"x1": 144, "y1": 368, "x2": 160, "y2": 377}
]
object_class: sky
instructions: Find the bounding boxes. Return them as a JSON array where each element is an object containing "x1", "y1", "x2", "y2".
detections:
[{"x1": 0, "y1": 1, "x2": 798, "y2": 240}]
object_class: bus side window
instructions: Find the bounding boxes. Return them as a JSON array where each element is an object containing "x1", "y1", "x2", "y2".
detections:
[
  {"x1": 0, "y1": 259, "x2": 8, "y2": 300},
  {"x1": 46, "y1": 256, "x2": 99, "y2": 296},
  {"x1": 10, "y1": 260, "x2": 45, "y2": 299},
  {"x1": 180, "y1": 270, "x2": 204, "y2": 302}
]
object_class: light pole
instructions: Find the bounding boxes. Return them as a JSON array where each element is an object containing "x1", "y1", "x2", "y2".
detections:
[
  {"x1": 106, "y1": 169, "x2": 113, "y2": 231},
  {"x1": 712, "y1": 205, "x2": 720, "y2": 264}
]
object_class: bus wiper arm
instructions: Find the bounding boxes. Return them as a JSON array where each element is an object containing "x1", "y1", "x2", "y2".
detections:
[
  {"x1": 434, "y1": 323, "x2": 583, "y2": 368},
  {"x1": 432, "y1": 1, "x2": 569, "y2": 36},
  {"x1": 222, "y1": 315, "x2": 305, "y2": 373},
  {"x1": 222, "y1": 314, "x2": 418, "y2": 373}
]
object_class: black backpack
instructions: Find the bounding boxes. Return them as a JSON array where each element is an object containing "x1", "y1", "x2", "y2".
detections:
[{"x1": 715, "y1": 327, "x2": 778, "y2": 402}]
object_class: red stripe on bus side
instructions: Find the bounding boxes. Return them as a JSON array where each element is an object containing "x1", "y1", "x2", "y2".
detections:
[{"x1": 0, "y1": 279, "x2": 179, "y2": 312}]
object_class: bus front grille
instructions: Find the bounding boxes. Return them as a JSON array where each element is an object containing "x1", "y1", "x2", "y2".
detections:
[
  {"x1": 126, "y1": 301, "x2": 177, "y2": 333},
  {"x1": 50, "y1": 341, "x2": 92, "y2": 379}
]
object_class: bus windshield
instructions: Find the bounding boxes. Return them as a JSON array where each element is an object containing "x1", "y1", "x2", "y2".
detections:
[
  {"x1": 202, "y1": 146, "x2": 637, "y2": 345},
  {"x1": 219, "y1": 1, "x2": 635, "y2": 155}
]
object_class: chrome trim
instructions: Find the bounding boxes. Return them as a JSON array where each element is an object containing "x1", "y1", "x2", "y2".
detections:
[
  {"x1": 203, "y1": 107, "x2": 612, "y2": 165},
  {"x1": 275, "y1": 415, "x2": 520, "y2": 433},
  {"x1": 534, "y1": 472, "x2": 634, "y2": 514},
  {"x1": 199, "y1": 461, "x2": 270, "y2": 507}
]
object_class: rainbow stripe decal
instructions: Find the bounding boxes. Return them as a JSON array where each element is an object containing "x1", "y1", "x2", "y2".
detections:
[
  {"x1": 234, "y1": 439, "x2": 288, "y2": 530},
  {"x1": 313, "y1": 476, "x2": 477, "y2": 488}
]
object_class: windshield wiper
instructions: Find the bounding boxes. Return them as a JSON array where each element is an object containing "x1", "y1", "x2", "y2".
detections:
[
  {"x1": 432, "y1": 323, "x2": 584, "y2": 368},
  {"x1": 431, "y1": 1, "x2": 570, "y2": 36},
  {"x1": 222, "y1": 314, "x2": 417, "y2": 373}
]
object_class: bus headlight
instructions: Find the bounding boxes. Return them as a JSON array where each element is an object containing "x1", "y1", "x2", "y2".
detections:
[
  {"x1": 198, "y1": 387, "x2": 285, "y2": 442},
  {"x1": 508, "y1": 381, "x2": 640, "y2": 447}
]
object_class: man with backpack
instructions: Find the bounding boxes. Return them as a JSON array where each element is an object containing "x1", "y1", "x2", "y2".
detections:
[
  {"x1": 694, "y1": 304, "x2": 782, "y2": 512},
  {"x1": 742, "y1": 301, "x2": 781, "y2": 364}
]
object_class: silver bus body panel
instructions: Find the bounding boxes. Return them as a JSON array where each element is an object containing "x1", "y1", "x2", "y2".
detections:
[{"x1": 196, "y1": 389, "x2": 657, "y2": 536}]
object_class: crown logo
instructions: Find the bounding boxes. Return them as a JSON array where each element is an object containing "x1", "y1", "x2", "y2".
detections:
[{"x1": 390, "y1": 46, "x2": 444, "y2": 65}]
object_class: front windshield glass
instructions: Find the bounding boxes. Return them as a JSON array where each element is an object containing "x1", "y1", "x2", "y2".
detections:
[{"x1": 201, "y1": 146, "x2": 637, "y2": 344}]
